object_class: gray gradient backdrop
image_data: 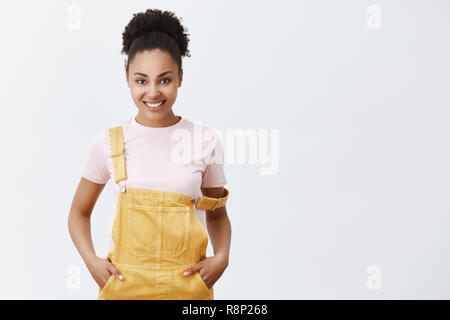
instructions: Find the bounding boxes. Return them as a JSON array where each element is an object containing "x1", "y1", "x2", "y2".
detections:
[{"x1": 0, "y1": 0, "x2": 449, "y2": 299}]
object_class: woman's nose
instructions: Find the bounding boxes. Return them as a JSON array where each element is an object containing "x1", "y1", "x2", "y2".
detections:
[{"x1": 146, "y1": 85, "x2": 162, "y2": 99}]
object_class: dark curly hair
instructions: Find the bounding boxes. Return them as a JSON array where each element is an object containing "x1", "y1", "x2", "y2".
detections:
[{"x1": 121, "y1": 9, "x2": 191, "y2": 76}]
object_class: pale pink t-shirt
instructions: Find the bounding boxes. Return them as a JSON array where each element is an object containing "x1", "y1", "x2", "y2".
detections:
[{"x1": 80, "y1": 115, "x2": 227, "y2": 249}]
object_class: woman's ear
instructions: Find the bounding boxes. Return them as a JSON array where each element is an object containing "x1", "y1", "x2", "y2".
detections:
[{"x1": 178, "y1": 71, "x2": 183, "y2": 88}]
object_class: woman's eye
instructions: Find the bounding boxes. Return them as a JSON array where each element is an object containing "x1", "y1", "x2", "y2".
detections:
[{"x1": 136, "y1": 79, "x2": 170, "y2": 85}]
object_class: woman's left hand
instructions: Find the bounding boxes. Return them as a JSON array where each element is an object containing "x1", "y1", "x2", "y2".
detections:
[{"x1": 182, "y1": 255, "x2": 229, "y2": 289}]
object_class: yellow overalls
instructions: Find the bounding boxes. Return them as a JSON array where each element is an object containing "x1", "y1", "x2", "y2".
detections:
[{"x1": 98, "y1": 126, "x2": 229, "y2": 300}]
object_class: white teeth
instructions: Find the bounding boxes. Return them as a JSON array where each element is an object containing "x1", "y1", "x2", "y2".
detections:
[{"x1": 145, "y1": 101, "x2": 164, "y2": 108}]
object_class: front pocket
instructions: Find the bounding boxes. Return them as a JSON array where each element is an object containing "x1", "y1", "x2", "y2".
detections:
[
  {"x1": 194, "y1": 271, "x2": 211, "y2": 292},
  {"x1": 99, "y1": 273, "x2": 115, "y2": 298},
  {"x1": 127, "y1": 204, "x2": 190, "y2": 258}
]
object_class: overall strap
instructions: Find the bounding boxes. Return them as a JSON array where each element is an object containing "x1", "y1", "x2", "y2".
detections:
[{"x1": 108, "y1": 126, "x2": 127, "y2": 183}]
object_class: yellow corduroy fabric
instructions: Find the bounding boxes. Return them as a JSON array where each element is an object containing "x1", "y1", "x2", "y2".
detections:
[{"x1": 97, "y1": 125, "x2": 229, "y2": 300}]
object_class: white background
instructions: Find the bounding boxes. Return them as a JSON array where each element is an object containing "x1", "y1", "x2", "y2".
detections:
[{"x1": 0, "y1": 0, "x2": 449, "y2": 299}]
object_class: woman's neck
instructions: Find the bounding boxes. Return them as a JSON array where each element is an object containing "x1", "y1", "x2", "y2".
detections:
[{"x1": 135, "y1": 111, "x2": 181, "y2": 128}]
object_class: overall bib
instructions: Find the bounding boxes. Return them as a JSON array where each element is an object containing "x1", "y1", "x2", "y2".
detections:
[{"x1": 98, "y1": 126, "x2": 229, "y2": 300}]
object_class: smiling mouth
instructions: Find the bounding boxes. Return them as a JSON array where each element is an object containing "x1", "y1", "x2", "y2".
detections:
[{"x1": 143, "y1": 100, "x2": 166, "y2": 108}]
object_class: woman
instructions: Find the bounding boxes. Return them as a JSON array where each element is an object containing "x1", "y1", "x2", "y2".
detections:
[{"x1": 68, "y1": 9, "x2": 231, "y2": 300}]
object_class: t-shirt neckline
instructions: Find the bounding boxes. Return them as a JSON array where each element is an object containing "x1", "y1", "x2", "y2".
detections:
[{"x1": 131, "y1": 115, "x2": 185, "y2": 132}]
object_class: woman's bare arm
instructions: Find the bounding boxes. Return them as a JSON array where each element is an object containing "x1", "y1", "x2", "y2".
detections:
[
  {"x1": 68, "y1": 177, "x2": 123, "y2": 288},
  {"x1": 201, "y1": 186, "x2": 231, "y2": 265},
  {"x1": 181, "y1": 186, "x2": 231, "y2": 288},
  {"x1": 68, "y1": 177, "x2": 105, "y2": 265}
]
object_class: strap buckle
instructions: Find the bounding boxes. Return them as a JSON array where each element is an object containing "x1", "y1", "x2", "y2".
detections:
[{"x1": 118, "y1": 180, "x2": 127, "y2": 193}]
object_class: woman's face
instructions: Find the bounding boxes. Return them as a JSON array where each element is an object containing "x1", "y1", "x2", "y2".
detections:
[{"x1": 126, "y1": 49, "x2": 182, "y2": 126}]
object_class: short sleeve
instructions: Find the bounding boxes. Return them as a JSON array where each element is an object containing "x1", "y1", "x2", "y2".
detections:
[
  {"x1": 201, "y1": 132, "x2": 227, "y2": 188},
  {"x1": 80, "y1": 130, "x2": 110, "y2": 184}
]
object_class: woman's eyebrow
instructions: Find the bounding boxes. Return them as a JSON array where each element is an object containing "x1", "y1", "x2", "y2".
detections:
[{"x1": 133, "y1": 71, "x2": 173, "y2": 77}]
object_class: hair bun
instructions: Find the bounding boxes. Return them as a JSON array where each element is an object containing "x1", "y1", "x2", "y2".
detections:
[{"x1": 121, "y1": 9, "x2": 190, "y2": 57}]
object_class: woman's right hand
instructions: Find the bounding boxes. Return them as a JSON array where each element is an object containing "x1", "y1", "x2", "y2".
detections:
[{"x1": 87, "y1": 256, "x2": 124, "y2": 289}]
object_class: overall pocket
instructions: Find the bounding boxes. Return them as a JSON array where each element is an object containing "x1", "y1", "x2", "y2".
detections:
[
  {"x1": 99, "y1": 273, "x2": 115, "y2": 296},
  {"x1": 98, "y1": 256, "x2": 117, "y2": 299},
  {"x1": 194, "y1": 271, "x2": 211, "y2": 292},
  {"x1": 127, "y1": 204, "x2": 190, "y2": 258}
]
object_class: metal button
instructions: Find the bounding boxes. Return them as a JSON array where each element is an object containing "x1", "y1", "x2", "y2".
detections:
[
  {"x1": 107, "y1": 257, "x2": 112, "y2": 263},
  {"x1": 191, "y1": 198, "x2": 196, "y2": 204},
  {"x1": 200, "y1": 256, "x2": 206, "y2": 261}
]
